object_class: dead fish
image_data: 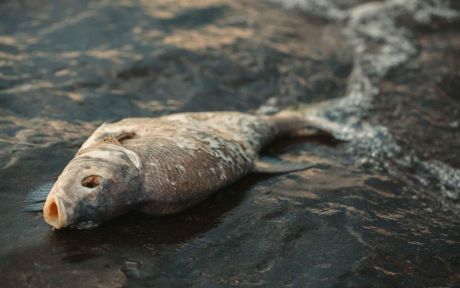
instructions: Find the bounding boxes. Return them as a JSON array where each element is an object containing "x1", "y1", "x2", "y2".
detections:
[{"x1": 32, "y1": 108, "x2": 330, "y2": 229}]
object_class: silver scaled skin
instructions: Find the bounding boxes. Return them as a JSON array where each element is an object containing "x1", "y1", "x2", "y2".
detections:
[{"x1": 43, "y1": 112, "x2": 310, "y2": 229}]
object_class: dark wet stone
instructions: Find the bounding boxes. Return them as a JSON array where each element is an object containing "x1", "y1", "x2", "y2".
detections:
[
  {"x1": 1, "y1": 0, "x2": 460, "y2": 288},
  {"x1": 123, "y1": 260, "x2": 142, "y2": 279},
  {"x1": 62, "y1": 252, "x2": 98, "y2": 264}
]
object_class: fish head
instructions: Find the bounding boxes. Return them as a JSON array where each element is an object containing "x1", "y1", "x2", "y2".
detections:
[{"x1": 43, "y1": 144, "x2": 144, "y2": 229}]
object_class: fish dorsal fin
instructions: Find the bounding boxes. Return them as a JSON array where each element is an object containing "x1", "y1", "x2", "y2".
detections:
[
  {"x1": 103, "y1": 136, "x2": 121, "y2": 145},
  {"x1": 103, "y1": 132, "x2": 136, "y2": 145},
  {"x1": 253, "y1": 157, "x2": 319, "y2": 174}
]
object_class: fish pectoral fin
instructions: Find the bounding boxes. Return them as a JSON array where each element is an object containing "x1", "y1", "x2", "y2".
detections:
[
  {"x1": 23, "y1": 182, "x2": 53, "y2": 212},
  {"x1": 253, "y1": 157, "x2": 318, "y2": 174},
  {"x1": 23, "y1": 203, "x2": 45, "y2": 212}
]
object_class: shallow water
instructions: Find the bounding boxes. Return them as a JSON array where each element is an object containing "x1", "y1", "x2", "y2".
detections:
[{"x1": 1, "y1": 0, "x2": 459, "y2": 287}]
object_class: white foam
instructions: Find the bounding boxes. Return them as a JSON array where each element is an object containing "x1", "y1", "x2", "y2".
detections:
[{"x1": 270, "y1": 0, "x2": 460, "y2": 210}]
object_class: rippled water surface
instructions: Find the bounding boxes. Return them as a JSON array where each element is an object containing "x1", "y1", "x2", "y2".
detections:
[{"x1": 0, "y1": 0, "x2": 459, "y2": 287}]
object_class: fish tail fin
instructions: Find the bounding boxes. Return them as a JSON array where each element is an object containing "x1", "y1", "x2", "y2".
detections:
[{"x1": 268, "y1": 101, "x2": 333, "y2": 137}]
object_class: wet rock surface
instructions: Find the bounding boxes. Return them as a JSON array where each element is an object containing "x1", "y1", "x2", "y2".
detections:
[{"x1": 0, "y1": 0, "x2": 459, "y2": 287}]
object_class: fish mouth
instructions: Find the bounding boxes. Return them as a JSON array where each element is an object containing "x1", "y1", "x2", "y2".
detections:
[{"x1": 44, "y1": 196, "x2": 68, "y2": 229}]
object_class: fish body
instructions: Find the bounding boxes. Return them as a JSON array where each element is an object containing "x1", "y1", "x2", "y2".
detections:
[{"x1": 43, "y1": 111, "x2": 317, "y2": 229}]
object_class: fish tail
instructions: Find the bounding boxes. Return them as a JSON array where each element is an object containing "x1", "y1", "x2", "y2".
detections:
[{"x1": 269, "y1": 102, "x2": 331, "y2": 137}]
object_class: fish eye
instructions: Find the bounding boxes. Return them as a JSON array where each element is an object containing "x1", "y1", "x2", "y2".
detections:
[{"x1": 81, "y1": 175, "x2": 103, "y2": 188}]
